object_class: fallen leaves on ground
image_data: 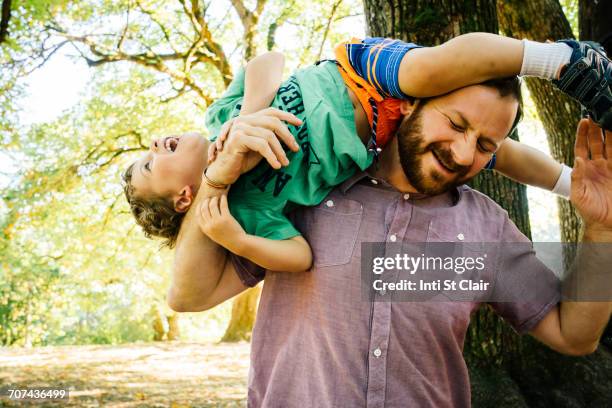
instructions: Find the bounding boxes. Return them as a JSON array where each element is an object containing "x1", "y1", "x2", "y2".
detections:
[{"x1": 0, "y1": 341, "x2": 250, "y2": 407}]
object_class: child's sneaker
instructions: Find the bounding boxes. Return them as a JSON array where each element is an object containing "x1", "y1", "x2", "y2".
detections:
[{"x1": 552, "y1": 39, "x2": 611, "y2": 130}]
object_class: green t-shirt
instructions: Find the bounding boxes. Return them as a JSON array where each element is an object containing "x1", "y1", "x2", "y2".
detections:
[{"x1": 205, "y1": 61, "x2": 373, "y2": 240}]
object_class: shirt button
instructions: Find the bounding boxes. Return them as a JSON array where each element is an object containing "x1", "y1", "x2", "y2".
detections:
[
  {"x1": 325, "y1": 200, "x2": 334, "y2": 208},
  {"x1": 370, "y1": 179, "x2": 379, "y2": 185},
  {"x1": 403, "y1": 193, "x2": 410, "y2": 200},
  {"x1": 373, "y1": 348, "x2": 382, "y2": 358},
  {"x1": 389, "y1": 234, "x2": 397, "y2": 242},
  {"x1": 457, "y1": 233, "x2": 465, "y2": 241}
]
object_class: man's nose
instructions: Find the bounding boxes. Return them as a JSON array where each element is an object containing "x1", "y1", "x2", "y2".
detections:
[{"x1": 450, "y1": 137, "x2": 476, "y2": 167}]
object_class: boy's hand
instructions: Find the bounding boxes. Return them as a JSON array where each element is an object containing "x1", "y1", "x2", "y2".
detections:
[
  {"x1": 207, "y1": 118, "x2": 236, "y2": 164},
  {"x1": 197, "y1": 194, "x2": 247, "y2": 253},
  {"x1": 205, "y1": 108, "x2": 302, "y2": 185}
]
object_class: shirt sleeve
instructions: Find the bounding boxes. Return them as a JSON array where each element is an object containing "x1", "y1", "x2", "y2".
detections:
[
  {"x1": 204, "y1": 67, "x2": 246, "y2": 141},
  {"x1": 229, "y1": 253, "x2": 266, "y2": 287},
  {"x1": 231, "y1": 205, "x2": 302, "y2": 240},
  {"x1": 487, "y1": 216, "x2": 561, "y2": 334},
  {"x1": 345, "y1": 37, "x2": 422, "y2": 99}
]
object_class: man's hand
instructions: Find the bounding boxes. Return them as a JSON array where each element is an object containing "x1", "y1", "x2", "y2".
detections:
[
  {"x1": 571, "y1": 118, "x2": 612, "y2": 234},
  {"x1": 197, "y1": 194, "x2": 247, "y2": 255},
  {"x1": 206, "y1": 108, "x2": 302, "y2": 185}
]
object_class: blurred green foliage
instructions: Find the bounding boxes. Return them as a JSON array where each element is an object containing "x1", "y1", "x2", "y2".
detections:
[{"x1": 559, "y1": 0, "x2": 578, "y2": 38}]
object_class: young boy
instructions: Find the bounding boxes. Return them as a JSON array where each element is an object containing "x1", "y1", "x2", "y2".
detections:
[{"x1": 123, "y1": 34, "x2": 611, "y2": 272}]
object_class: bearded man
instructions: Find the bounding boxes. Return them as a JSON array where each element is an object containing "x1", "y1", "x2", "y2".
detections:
[{"x1": 166, "y1": 71, "x2": 612, "y2": 407}]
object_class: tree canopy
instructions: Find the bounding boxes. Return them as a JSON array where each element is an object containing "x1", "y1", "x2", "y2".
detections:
[{"x1": 0, "y1": 0, "x2": 364, "y2": 346}]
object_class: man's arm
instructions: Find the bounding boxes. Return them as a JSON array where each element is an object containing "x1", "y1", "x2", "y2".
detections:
[
  {"x1": 209, "y1": 51, "x2": 286, "y2": 161},
  {"x1": 167, "y1": 180, "x2": 245, "y2": 312},
  {"x1": 168, "y1": 109, "x2": 301, "y2": 312},
  {"x1": 529, "y1": 119, "x2": 612, "y2": 355}
]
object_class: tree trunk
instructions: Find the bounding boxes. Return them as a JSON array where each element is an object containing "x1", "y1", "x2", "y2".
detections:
[
  {"x1": 221, "y1": 285, "x2": 261, "y2": 342},
  {"x1": 166, "y1": 312, "x2": 181, "y2": 341},
  {"x1": 498, "y1": 0, "x2": 582, "y2": 244},
  {"x1": 363, "y1": 0, "x2": 532, "y2": 403},
  {"x1": 151, "y1": 306, "x2": 166, "y2": 341},
  {"x1": 497, "y1": 2, "x2": 612, "y2": 406},
  {"x1": 579, "y1": 0, "x2": 612, "y2": 55},
  {"x1": 0, "y1": 0, "x2": 11, "y2": 44},
  {"x1": 365, "y1": 0, "x2": 529, "y2": 367}
]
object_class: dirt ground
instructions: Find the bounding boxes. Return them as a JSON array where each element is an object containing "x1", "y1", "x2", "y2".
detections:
[{"x1": 0, "y1": 341, "x2": 250, "y2": 407}]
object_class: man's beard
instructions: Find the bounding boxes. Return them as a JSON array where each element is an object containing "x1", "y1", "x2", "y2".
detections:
[{"x1": 397, "y1": 103, "x2": 472, "y2": 195}]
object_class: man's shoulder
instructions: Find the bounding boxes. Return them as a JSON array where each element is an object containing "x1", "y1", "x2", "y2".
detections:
[
  {"x1": 457, "y1": 185, "x2": 533, "y2": 242},
  {"x1": 457, "y1": 185, "x2": 511, "y2": 221}
]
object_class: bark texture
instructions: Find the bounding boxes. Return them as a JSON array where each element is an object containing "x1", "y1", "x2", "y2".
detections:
[
  {"x1": 579, "y1": 0, "x2": 612, "y2": 54},
  {"x1": 498, "y1": 0, "x2": 582, "y2": 244},
  {"x1": 221, "y1": 285, "x2": 261, "y2": 342},
  {"x1": 365, "y1": 0, "x2": 529, "y2": 369},
  {"x1": 363, "y1": 1, "x2": 534, "y2": 404},
  {"x1": 499, "y1": 1, "x2": 612, "y2": 406},
  {"x1": 364, "y1": 0, "x2": 612, "y2": 405}
]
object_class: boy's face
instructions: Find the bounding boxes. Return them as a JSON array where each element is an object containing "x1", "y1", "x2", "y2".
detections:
[
  {"x1": 395, "y1": 85, "x2": 517, "y2": 195},
  {"x1": 129, "y1": 132, "x2": 207, "y2": 212}
]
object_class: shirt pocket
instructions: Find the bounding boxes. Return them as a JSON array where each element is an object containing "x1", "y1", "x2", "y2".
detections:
[
  {"x1": 426, "y1": 218, "x2": 492, "y2": 301},
  {"x1": 298, "y1": 196, "x2": 363, "y2": 267}
]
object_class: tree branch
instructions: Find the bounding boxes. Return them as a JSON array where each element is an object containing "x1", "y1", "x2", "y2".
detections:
[
  {"x1": 178, "y1": 0, "x2": 202, "y2": 32},
  {"x1": 316, "y1": 0, "x2": 343, "y2": 60},
  {"x1": 55, "y1": 30, "x2": 214, "y2": 105},
  {"x1": 178, "y1": 0, "x2": 232, "y2": 85},
  {"x1": 42, "y1": 3, "x2": 234, "y2": 105},
  {"x1": 230, "y1": 0, "x2": 268, "y2": 60},
  {"x1": 24, "y1": 39, "x2": 70, "y2": 75},
  {"x1": 136, "y1": 0, "x2": 179, "y2": 53},
  {"x1": 117, "y1": 3, "x2": 130, "y2": 50},
  {"x1": 230, "y1": 0, "x2": 250, "y2": 24}
]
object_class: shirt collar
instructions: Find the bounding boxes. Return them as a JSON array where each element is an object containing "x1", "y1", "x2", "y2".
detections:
[{"x1": 339, "y1": 170, "x2": 463, "y2": 205}]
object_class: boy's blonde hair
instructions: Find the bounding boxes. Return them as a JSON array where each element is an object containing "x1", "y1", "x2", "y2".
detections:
[{"x1": 122, "y1": 162, "x2": 185, "y2": 248}]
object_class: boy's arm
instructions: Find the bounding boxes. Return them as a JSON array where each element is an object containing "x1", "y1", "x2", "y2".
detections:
[
  {"x1": 343, "y1": 33, "x2": 523, "y2": 98},
  {"x1": 493, "y1": 138, "x2": 570, "y2": 196},
  {"x1": 210, "y1": 51, "x2": 285, "y2": 160},
  {"x1": 198, "y1": 193, "x2": 313, "y2": 273},
  {"x1": 398, "y1": 33, "x2": 523, "y2": 97},
  {"x1": 170, "y1": 110, "x2": 302, "y2": 312},
  {"x1": 241, "y1": 51, "x2": 285, "y2": 114},
  {"x1": 237, "y1": 235, "x2": 313, "y2": 272}
]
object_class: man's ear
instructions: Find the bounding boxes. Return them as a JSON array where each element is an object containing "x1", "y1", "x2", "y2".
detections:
[
  {"x1": 399, "y1": 99, "x2": 417, "y2": 116},
  {"x1": 174, "y1": 185, "x2": 194, "y2": 213}
]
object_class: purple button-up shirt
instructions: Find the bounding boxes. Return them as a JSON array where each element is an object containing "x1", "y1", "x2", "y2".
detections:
[{"x1": 231, "y1": 172, "x2": 560, "y2": 407}]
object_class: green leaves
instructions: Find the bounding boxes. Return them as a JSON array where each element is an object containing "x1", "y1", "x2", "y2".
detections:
[{"x1": 1, "y1": 0, "x2": 364, "y2": 346}]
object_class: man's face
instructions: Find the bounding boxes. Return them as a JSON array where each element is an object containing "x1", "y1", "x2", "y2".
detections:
[
  {"x1": 129, "y1": 132, "x2": 207, "y2": 208},
  {"x1": 396, "y1": 85, "x2": 518, "y2": 195}
]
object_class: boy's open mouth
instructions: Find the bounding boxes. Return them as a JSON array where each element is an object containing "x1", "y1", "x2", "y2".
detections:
[{"x1": 163, "y1": 137, "x2": 179, "y2": 152}]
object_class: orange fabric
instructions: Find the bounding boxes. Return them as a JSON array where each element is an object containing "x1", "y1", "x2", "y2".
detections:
[{"x1": 334, "y1": 39, "x2": 404, "y2": 148}]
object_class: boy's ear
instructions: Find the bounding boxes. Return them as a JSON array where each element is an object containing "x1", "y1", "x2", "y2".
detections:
[
  {"x1": 174, "y1": 186, "x2": 194, "y2": 213},
  {"x1": 399, "y1": 99, "x2": 417, "y2": 116}
]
